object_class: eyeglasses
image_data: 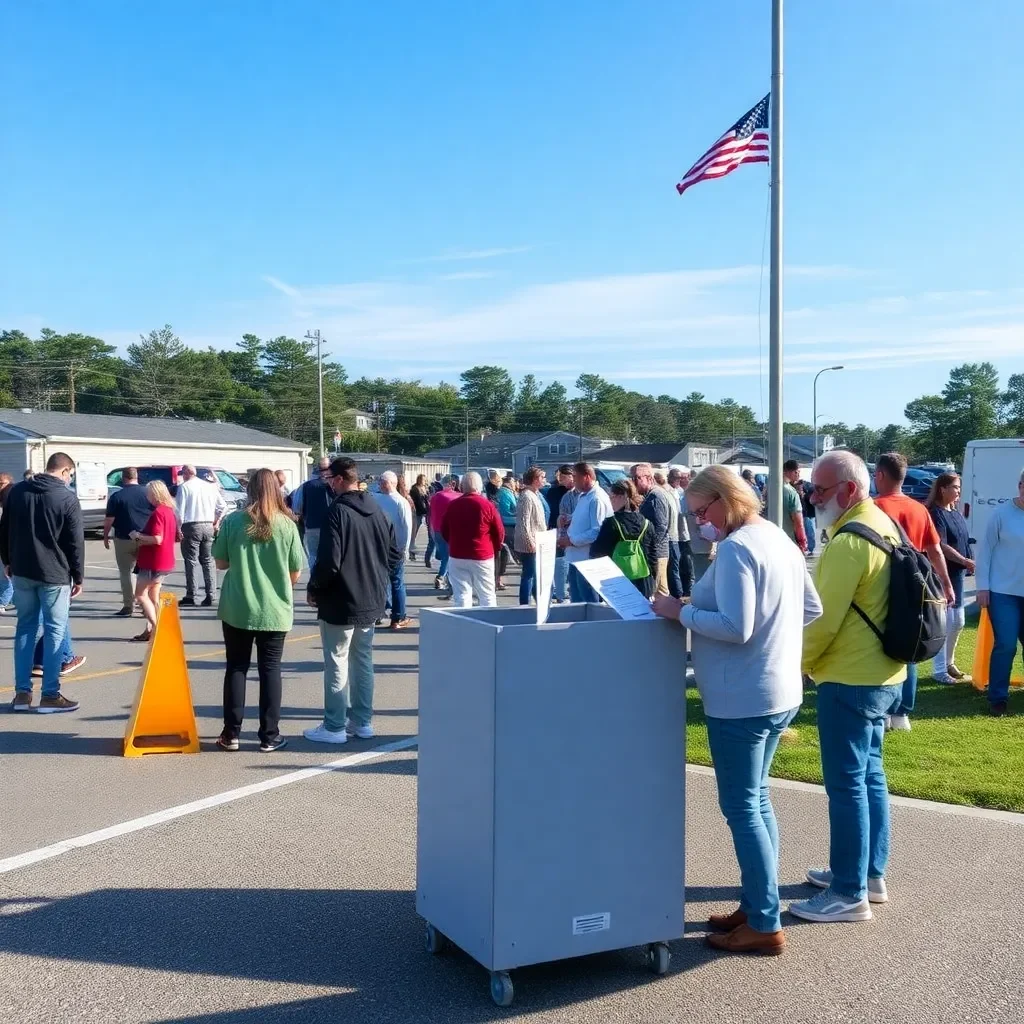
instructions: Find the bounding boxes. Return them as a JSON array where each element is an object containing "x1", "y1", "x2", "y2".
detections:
[
  {"x1": 692, "y1": 495, "x2": 720, "y2": 521},
  {"x1": 811, "y1": 483, "x2": 841, "y2": 499}
]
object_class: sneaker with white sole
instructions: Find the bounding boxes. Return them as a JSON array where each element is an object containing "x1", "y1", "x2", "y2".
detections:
[
  {"x1": 933, "y1": 673, "x2": 957, "y2": 685},
  {"x1": 303, "y1": 722, "x2": 348, "y2": 744},
  {"x1": 11, "y1": 691, "x2": 33, "y2": 712},
  {"x1": 888, "y1": 713, "x2": 911, "y2": 732},
  {"x1": 346, "y1": 722, "x2": 374, "y2": 740},
  {"x1": 806, "y1": 869, "x2": 888, "y2": 904},
  {"x1": 788, "y1": 888, "x2": 872, "y2": 923}
]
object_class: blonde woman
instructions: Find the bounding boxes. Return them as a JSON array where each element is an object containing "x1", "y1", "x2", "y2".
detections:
[
  {"x1": 653, "y1": 465, "x2": 822, "y2": 956},
  {"x1": 129, "y1": 480, "x2": 178, "y2": 642},
  {"x1": 212, "y1": 468, "x2": 304, "y2": 752}
]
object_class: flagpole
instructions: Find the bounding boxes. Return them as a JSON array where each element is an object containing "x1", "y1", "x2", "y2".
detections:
[{"x1": 767, "y1": 0, "x2": 784, "y2": 527}]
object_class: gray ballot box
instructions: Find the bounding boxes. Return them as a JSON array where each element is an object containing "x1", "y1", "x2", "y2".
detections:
[{"x1": 416, "y1": 602, "x2": 686, "y2": 1007}]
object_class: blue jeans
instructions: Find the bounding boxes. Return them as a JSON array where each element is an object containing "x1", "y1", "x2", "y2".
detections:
[
  {"x1": 409, "y1": 514, "x2": 425, "y2": 557},
  {"x1": 387, "y1": 559, "x2": 407, "y2": 623},
  {"x1": 806, "y1": 517, "x2": 817, "y2": 554},
  {"x1": 320, "y1": 621, "x2": 375, "y2": 732},
  {"x1": 35, "y1": 619, "x2": 74, "y2": 667},
  {"x1": 424, "y1": 521, "x2": 436, "y2": 564},
  {"x1": 518, "y1": 552, "x2": 537, "y2": 605},
  {"x1": 569, "y1": 563, "x2": 599, "y2": 604},
  {"x1": 434, "y1": 536, "x2": 450, "y2": 579},
  {"x1": 667, "y1": 541, "x2": 684, "y2": 599},
  {"x1": 0, "y1": 566, "x2": 13, "y2": 606},
  {"x1": 553, "y1": 554, "x2": 569, "y2": 602},
  {"x1": 13, "y1": 577, "x2": 71, "y2": 697},
  {"x1": 816, "y1": 682, "x2": 903, "y2": 901},
  {"x1": 895, "y1": 661, "x2": 917, "y2": 716},
  {"x1": 988, "y1": 592, "x2": 1024, "y2": 705},
  {"x1": 705, "y1": 708, "x2": 799, "y2": 933},
  {"x1": 304, "y1": 528, "x2": 320, "y2": 575}
]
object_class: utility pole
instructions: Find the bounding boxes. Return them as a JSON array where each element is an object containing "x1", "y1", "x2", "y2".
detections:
[
  {"x1": 578, "y1": 405, "x2": 585, "y2": 459},
  {"x1": 464, "y1": 407, "x2": 470, "y2": 474},
  {"x1": 68, "y1": 363, "x2": 76, "y2": 414},
  {"x1": 305, "y1": 330, "x2": 325, "y2": 456},
  {"x1": 766, "y1": 0, "x2": 784, "y2": 527}
]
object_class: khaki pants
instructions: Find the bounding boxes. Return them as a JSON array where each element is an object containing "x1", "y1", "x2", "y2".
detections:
[
  {"x1": 655, "y1": 556, "x2": 670, "y2": 596},
  {"x1": 113, "y1": 537, "x2": 140, "y2": 609}
]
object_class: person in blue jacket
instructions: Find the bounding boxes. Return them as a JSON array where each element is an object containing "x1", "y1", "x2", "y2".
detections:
[{"x1": 495, "y1": 474, "x2": 519, "y2": 591}]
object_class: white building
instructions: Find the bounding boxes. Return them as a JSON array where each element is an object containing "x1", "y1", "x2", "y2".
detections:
[{"x1": 0, "y1": 409, "x2": 309, "y2": 528}]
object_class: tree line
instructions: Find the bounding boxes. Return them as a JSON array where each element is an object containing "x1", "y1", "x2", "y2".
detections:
[{"x1": 0, "y1": 327, "x2": 1019, "y2": 463}]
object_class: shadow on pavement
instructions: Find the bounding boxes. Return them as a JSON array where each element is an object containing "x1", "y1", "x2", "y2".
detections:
[
  {"x1": 0, "y1": 886, "x2": 713, "y2": 1020},
  {"x1": 0, "y1": 731, "x2": 122, "y2": 756}
]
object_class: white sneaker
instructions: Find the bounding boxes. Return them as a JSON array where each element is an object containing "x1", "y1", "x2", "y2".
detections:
[
  {"x1": 347, "y1": 722, "x2": 375, "y2": 739},
  {"x1": 933, "y1": 673, "x2": 957, "y2": 685},
  {"x1": 788, "y1": 888, "x2": 873, "y2": 923},
  {"x1": 303, "y1": 722, "x2": 349, "y2": 744},
  {"x1": 806, "y1": 868, "x2": 888, "y2": 904},
  {"x1": 889, "y1": 714, "x2": 911, "y2": 732}
]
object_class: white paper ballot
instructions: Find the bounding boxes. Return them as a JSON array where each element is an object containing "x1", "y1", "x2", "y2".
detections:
[
  {"x1": 534, "y1": 529, "x2": 557, "y2": 624},
  {"x1": 572, "y1": 557, "x2": 658, "y2": 621}
]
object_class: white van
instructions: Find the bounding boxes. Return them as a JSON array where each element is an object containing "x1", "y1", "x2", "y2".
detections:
[{"x1": 961, "y1": 438, "x2": 1024, "y2": 542}]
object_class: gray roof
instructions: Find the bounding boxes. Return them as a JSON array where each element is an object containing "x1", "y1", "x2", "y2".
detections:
[
  {"x1": 0, "y1": 409, "x2": 307, "y2": 451},
  {"x1": 424, "y1": 432, "x2": 542, "y2": 459},
  {"x1": 330, "y1": 451, "x2": 450, "y2": 464},
  {"x1": 583, "y1": 443, "x2": 688, "y2": 464}
]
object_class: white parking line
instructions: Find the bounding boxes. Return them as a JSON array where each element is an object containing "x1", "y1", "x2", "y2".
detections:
[{"x1": 0, "y1": 737, "x2": 419, "y2": 875}]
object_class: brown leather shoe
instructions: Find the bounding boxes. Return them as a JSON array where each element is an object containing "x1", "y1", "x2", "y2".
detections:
[
  {"x1": 708, "y1": 908, "x2": 747, "y2": 932},
  {"x1": 706, "y1": 923, "x2": 785, "y2": 956}
]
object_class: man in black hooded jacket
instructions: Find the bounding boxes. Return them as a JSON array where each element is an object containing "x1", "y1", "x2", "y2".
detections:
[
  {"x1": 0, "y1": 451, "x2": 84, "y2": 713},
  {"x1": 303, "y1": 457, "x2": 400, "y2": 746}
]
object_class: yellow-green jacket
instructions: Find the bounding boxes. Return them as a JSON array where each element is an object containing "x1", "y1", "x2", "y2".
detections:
[{"x1": 802, "y1": 498, "x2": 907, "y2": 687}]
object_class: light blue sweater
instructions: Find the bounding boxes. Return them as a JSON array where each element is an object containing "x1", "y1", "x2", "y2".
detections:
[
  {"x1": 680, "y1": 521, "x2": 822, "y2": 719},
  {"x1": 976, "y1": 500, "x2": 1024, "y2": 597}
]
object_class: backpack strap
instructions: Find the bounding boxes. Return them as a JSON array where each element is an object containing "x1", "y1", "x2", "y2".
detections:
[
  {"x1": 833, "y1": 521, "x2": 889, "y2": 644},
  {"x1": 637, "y1": 519, "x2": 648, "y2": 539},
  {"x1": 834, "y1": 521, "x2": 894, "y2": 555},
  {"x1": 613, "y1": 517, "x2": 626, "y2": 542}
]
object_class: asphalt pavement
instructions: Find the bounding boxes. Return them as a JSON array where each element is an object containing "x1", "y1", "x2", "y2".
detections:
[{"x1": 0, "y1": 540, "x2": 1021, "y2": 1023}]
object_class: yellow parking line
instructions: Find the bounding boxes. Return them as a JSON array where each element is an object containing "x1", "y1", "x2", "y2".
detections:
[{"x1": 0, "y1": 633, "x2": 321, "y2": 695}]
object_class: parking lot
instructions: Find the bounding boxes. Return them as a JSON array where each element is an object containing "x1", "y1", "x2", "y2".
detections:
[{"x1": 1, "y1": 539, "x2": 1022, "y2": 1023}]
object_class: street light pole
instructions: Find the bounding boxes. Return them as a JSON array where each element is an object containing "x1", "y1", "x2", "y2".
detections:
[
  {"x1": 305, "y1": 329, "x2": 325, "y2": 457},
  {"x1": 813, "y1": 365, "x2": 844, "y2": 460}
]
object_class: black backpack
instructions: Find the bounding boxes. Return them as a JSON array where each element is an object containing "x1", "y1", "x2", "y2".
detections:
[{"x1": 834, "y1": 519, "x2": 946, "y2": 664}]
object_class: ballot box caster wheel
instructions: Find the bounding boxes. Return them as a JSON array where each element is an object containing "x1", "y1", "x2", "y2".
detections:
[
  {"x1": 424, "y1": 923, "x2": 447, "y2": 954},
  {"x1": 646, "y1": 942, "x2": 670, "y2": 976},
  {"x1": 490, "y1": 971, "x2": 514, "y2": 1007}
]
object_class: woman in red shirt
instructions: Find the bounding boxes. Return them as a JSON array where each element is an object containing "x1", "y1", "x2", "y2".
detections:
[{"x1": 129, "y1": 480, "x2": 178, "y2": 642}]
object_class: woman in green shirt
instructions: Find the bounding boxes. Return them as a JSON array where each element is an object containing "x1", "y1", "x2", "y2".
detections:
[{"x1": 212, "y1": 468, "x2": 304, "y2": 752}]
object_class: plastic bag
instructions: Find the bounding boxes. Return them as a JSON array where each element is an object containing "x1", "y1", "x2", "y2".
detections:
[{"x1": 971, "y1": 608, "x2": 1024, "y2": 690}]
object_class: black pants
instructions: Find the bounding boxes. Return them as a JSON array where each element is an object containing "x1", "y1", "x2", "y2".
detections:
[{"x1": 222, "y1": 622, "x2": 286, "y2": 744}]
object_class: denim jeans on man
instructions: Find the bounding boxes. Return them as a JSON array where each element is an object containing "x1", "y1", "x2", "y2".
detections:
[
  {"x1": 320, "y1": 621, "x2": 375, "y2": 732},
  {"x1": 667, "y1": 541, "x2": 682, "y2": 599},
  {"x1": 0, "y1": 563, "x2": 13, "y2": 607},
  {"x1": 568, "y1": 563, "x2": 599, "y2": 604},
  {"x1": 705, "y1": 707, "x2": 799, "y2": 933},
  {"x1": 303, "y1": 528, "x2": 320, "y2": 575},
  {"x1": 895, "y1": 661, "x2": 917, "y2": 716},
  {"x1": 35, "y1": 618, "x2": 73, "y2": 668},
  {"x1": 553, "y1": 554, "x2": 569, "y2": 602},
  {"x1": 13, "y1": 577, "x2": 71, "y2": 697},
  {"x1": 988, "y1": 592, "x2": 1024, "y2": 706},
  {"x1": 816, "y1": 681, "x2": 902, "y2": 901},
  {"x1": 424, "y1": 521, "x2": 436, "y2": 565},
  {"x1": 518, "y1": 551, "x2": 537, "y2": 605},
  {"x1": 387, "y1": 558, "x2": 407, "y2": 623}
]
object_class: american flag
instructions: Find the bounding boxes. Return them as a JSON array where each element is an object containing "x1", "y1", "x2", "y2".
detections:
[{"x1": 675, "y1": 95, "x2": 770, "y2": 196}]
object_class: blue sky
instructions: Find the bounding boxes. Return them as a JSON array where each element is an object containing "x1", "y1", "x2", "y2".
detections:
[{"x1": 2, "y1": 1, "x2": 1021, "y2": 428}]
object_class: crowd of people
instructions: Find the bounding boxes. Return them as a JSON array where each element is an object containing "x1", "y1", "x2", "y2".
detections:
[{"x1": 3, "y1": 447, "x2": 1022, "y2": 954}]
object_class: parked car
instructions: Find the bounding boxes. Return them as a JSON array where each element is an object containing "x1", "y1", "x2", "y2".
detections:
[
  {"x1": 901, "y1": 467, "x2": 937, "y2": 502},
  {"x1": 106, "y1": 465, "x2": 248, "y2": 512}
]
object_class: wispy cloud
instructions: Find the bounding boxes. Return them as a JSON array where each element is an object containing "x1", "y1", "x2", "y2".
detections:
[
  {"x1": 252, "y1": 266, "x2": 1023, "y2": 387},
  {"x1": 432, "y1": 245, "x2": 533, "y2": 262},
  {"x1": 438, "y1": 270, "x2": 497, "y2": 281}
]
